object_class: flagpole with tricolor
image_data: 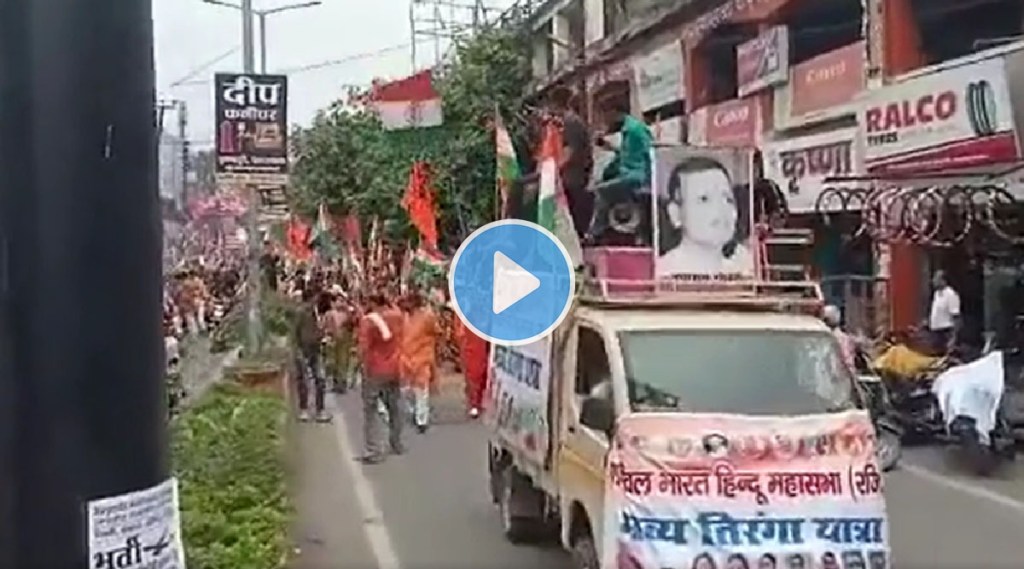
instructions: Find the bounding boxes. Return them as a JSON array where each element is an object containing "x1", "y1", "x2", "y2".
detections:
[
  {"x1": 536, "y1": 118, "x2": 582, "y2": 268},
  {"x1": 308, "y1": 202, "x2": 340, "y2": 262},
  {"x1": 494, "y1": 108, "x2": 519, "y2": 220}
]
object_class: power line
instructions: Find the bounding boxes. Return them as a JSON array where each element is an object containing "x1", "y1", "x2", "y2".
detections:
[
  {"x1": 168, "y1": 40, "x2": 433, "y2": 88},
  {"x1": 166, "y1": 46, "x2": 242, "y2": 88}
]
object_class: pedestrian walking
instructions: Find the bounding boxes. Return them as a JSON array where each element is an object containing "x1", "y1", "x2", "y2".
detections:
[
  {"x1": 456, "y1": 316, "x2": 489, "y2": 418},
  {"x1": 322, "y1": 287, "x2": 354, "y2": 393},
  {"x1": 357, "y1": 292, "x2": 406, "y2": 463},
  {"x1": 293, "y1": 286, "x2": 331, "y2": 423},
  {"x1": 400, "y1": 291, "x2": 439, "y2": 433},
  {"x1": 928, "y1": 270, "x2": 961, "y2": 356}
]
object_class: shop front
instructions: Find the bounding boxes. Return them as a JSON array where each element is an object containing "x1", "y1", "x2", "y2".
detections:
[
  {"x1": 855, "y1": 47, "x2": 1024, "y2": 347},
  {"x1": 761, "y1": 128, "x2": 878, "y2": 331}
]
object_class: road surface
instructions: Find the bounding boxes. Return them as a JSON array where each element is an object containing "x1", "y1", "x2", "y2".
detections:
[{"x1": 291, "y1": 389, "x2": 1024, "y2": 569}]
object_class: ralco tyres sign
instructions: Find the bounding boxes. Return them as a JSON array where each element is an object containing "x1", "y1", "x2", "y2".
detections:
[{"x1": 860, "y1": 57, "x2": 1020, "y2": 174}]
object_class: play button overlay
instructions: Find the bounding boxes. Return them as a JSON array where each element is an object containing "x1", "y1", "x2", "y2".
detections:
[
  {"x1": 449, "y1": 220, "x2": 575, "y2": 345},
  {"x1": 492, "y1": 252, "x2": 540, "y2": 314}
]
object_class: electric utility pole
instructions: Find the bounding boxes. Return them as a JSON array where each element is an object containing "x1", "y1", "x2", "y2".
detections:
[{"x1": 0, "y1": 0, "x2": 167, "y2": 566}]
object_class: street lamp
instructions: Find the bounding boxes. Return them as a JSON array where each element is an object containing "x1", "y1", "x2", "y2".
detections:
[{"x1": 202, "y1": 0, "x2": 322, "y2": 73}]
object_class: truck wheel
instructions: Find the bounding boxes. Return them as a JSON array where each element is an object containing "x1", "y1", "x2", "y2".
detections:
[
  {"x1": 497, "y1": 466, "x2": 541, "y2": 544},
  {"x1": 571, "y1": 533, "x2": 599, "y2": 569}
]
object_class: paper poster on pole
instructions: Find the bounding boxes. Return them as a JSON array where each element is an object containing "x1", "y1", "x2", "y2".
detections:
[
  {"x1": 87, "y1": 477, "x2": 187, "y2": 569},
  {"x1": 603, "y1": 411, "x2": 890, "y2": 569},
  {"x1": 485, "y1": 338, "x2": 553, "y2": 465}
]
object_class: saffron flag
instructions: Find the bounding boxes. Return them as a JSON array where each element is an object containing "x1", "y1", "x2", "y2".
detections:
[
  {"x1": 370, "y1": 70, "x2": 443, "y2": 130},
  {"x1": 495, "y1": 111, "x2": 520, "y2": 218},
  {"x1": 536, "y1": 122, "x2": 582, "y2": 267},
  {"x1": 401, "y1": 161, "x2": 439, "y2": 250},
  {"x1": 286, "y1": 215, "x2": 312, "y2": 261}
]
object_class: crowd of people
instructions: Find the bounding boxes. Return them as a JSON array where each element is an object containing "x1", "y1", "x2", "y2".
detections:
[
  {"x1": 271, "y1": 255, "x2": 490, "y2": 464},
  {"x1": 162, "y1": 224, "x2": 246, "y2": 369}
]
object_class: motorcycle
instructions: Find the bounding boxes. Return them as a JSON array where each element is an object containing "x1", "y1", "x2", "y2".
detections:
[
  {"x1": 933, "y1": 350, "x2": 1017, "y2": 476},
  {"x1": 854, "y1": 350, "x2": 903, "y2": 471},
  {"x1": 865, "y1": 344, "x2": 953, "y2": 439}
]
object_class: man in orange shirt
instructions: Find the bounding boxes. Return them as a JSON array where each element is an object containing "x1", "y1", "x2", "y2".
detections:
[
  {"x1": 357, "y1": 292, "x2": 406, "y2": 463},
  {"x1": 400, "y1": 291, "x2": 439, "y2": 433}
]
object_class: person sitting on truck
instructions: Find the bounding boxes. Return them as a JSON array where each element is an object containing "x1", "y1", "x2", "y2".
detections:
[{"x1": 585, "y1": 100, "x2": 653, "y2": 244}]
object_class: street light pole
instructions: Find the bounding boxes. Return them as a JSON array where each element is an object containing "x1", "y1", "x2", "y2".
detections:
[
  {"x1": 241, "y1": 0, "x2": 255, "y2": 73},
  {"x1": 259, "y1": 13, "x2": 268, "y2": 73},
  {"x1": 202, "y1": 0, "x2": 320, "y2": 354}
]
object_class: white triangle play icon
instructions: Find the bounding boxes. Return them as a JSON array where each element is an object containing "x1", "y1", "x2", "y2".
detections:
[{"x1": 492, "y1": 251, "x2": 540, "y2": 314}]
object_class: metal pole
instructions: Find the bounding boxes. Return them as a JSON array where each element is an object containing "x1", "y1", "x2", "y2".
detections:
[
  {"x1": 241, "y1": 0, "x2": 255, "y2": 73},
  {"x1": 240, "y1": 0, "x2": 262, "y2": 354},
  {"x1": 178, "y1": 102, "x2": 188, "y2": 205},
  {"x1": 0, "y1": 0, "x2": 165, "y2": 564},
  {"x1": 259, "y1": 13, "x2": 268, "y2": 74}
]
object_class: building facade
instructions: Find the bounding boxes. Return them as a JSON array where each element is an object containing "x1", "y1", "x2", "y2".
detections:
[{"x1": 524, "y1": 0, "x2": 1024, "y2": 338}]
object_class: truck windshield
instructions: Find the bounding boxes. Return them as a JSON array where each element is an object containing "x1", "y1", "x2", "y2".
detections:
[{"x1": 619, "y1": 330, "x2": 855, "y2": 415}]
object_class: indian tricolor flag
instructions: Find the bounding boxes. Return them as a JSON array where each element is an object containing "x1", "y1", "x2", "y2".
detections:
[
  {"x1": 370, "y1": 70, "x2": 443, "y2": 130},
  {"x1": 536, "y1": 122, "x2": 582, "y2": 267},
  {"x1": 309, "y1": 202, "x2": 339, "y2": 260},
  {"x1": 494, "y1": 111, "x2": 519, "y2": 217}
]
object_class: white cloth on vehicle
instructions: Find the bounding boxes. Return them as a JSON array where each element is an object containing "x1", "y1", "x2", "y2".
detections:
[{"x1": 932, "y1": 350, "x2": 1004, "y2": 444}]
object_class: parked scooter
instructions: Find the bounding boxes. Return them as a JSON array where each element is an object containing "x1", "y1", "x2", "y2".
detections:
[{"x1": 933, "y1": 348, "x2": 1017, "y2": 476}]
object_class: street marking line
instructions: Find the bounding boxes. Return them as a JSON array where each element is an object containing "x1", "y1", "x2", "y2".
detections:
[
  {"x1": 902, "y1": 462, "x2": 1024, "y2": 516},
  {"x1": 329, "y1": 395, "x2": 403, "y2": 569}
]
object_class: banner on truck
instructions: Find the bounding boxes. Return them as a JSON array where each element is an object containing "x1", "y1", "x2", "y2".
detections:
[
  {"x1": 485, "y1": 338, "x2": 552, "y2": 464},
  {"x1": 603, "y1": 411, "x2": 890, "y2": 569}
]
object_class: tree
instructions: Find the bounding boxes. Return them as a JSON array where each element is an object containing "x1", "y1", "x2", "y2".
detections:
[{"x1": 289, "y1": 21, "x2": 534, "y2": 251}]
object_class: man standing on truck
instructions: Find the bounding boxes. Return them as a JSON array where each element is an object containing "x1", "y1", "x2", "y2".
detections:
[
  {"x1": 546, "y1": 86, "x2": 592, "y2": 240},
  {"x1": 358, "y1": 292, "x2": 406, "y2": 462}
]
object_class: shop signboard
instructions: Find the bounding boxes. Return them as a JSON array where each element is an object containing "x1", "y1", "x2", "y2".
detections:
[
  {"x1": 633, "y1": 40, "x2": 685, "y2": 112},
  {"x1": 860, "y1": 57, "x2": 1019, "y2": 175},
  {"x1": 653, "y1": 116, "x2": 684, "y2": 144},
  {"x1": 214, "y1": 73, "x2": 289, "y2": 185},
  {"x1": 775, "y1": 42, "x2": 866, "y2": 129},
  {"x1": 689, "y1": 97, "x2": 759, "y2": 148},
  {"x1": 762, "y1": 128, "x2": 864, "y2": 213},
  {"x1": 736, "y1": 25, "x2": 790, "y2": 97}
]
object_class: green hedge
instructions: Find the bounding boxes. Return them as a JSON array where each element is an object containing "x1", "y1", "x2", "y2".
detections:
[{"x1": 173, "y1": 384, "x2": 290, "y2": 569}]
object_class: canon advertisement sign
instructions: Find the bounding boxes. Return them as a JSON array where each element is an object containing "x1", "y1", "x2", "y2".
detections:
[{"x1": 860, "y1": 57, "x2": 1019, "y2": 175}]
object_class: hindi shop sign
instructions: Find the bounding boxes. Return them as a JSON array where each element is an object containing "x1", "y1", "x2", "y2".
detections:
[
  {"x1": 632, "y1": 40, "x2": 685, "y2": 113},
  {"x1": 861, "y1": 57, "x2": 1019, "y2": 175},
  {"x1": 214, "y1": 73, "x2": 289, "y2": 185},
  {"x1": 603, "y1": 411, "x2": 890, "y2": 569},
  {"x1": 762, "y1": 128, "x2": 864, "y2": 213},
  {"x1": 736, "y1": 25, "x2": 790, "y2": 97},
  {"x1": 485, "y1": 339, "x2": 552, "y2": 465}
]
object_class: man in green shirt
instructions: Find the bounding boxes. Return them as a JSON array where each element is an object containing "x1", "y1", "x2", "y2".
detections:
[{"x1": 587, "y1": 101, "x2": 653, "y2": 242}]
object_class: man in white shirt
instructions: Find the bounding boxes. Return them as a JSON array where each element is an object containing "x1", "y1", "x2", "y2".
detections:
[{"x1": 928, "y1": 270, "x2": 960, "y2": 355}]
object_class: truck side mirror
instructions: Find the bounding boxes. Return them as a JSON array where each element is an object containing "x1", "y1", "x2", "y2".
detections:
[{"x1": 580, "y1": 396, "x2": 615, "y2": 437}]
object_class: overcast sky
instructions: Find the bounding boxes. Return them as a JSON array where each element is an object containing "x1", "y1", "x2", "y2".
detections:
[{"x1": 154, "y1": 0, "x2": 516, "y2": 147}]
